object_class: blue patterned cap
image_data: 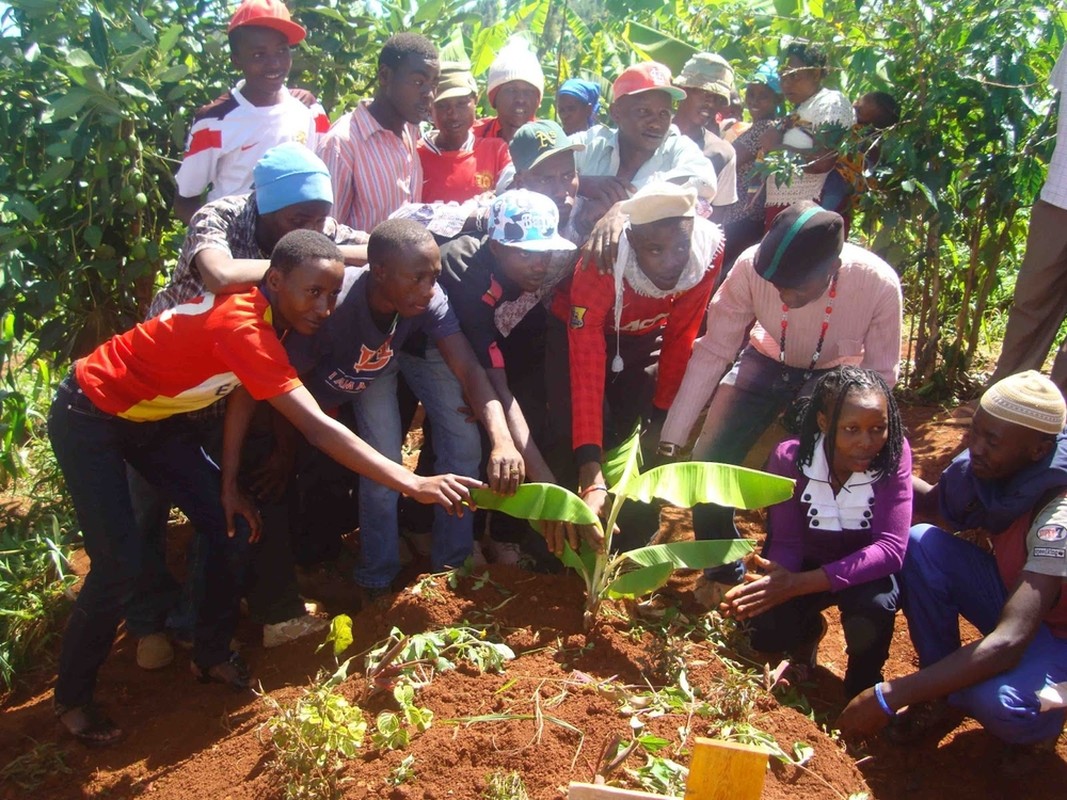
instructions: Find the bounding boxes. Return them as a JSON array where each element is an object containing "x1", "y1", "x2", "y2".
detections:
[{"x1": 488, "y1": 189, "x2": 576, "y2": 252}]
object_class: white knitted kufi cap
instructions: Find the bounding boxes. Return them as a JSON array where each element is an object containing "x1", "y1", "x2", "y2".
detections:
[
  {"x1": 980, "y1": 370, "x2": 1066, "y2": 435},
  {"x1": 487, "y1": 38, "x2": 545, "y2": 104},
  {"x1": 619, "y1": 181, "x2": 698, "y2": 225}
]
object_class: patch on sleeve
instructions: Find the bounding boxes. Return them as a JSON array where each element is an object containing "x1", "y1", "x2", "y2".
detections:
[
  {"x1": 1032, "y1": 546, "x2": 1066, "y2": 559},
  {"x1": 1037, "y1": 524, "x2": 1067, "y2": 542},
  {"x1": 570, "y1": 306, "x2": 587, "y2": 329}
]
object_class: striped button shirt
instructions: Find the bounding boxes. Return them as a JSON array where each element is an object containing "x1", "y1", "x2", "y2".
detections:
[{"x1": 317, "y1": 99, "x2": 422, "y2": 232}]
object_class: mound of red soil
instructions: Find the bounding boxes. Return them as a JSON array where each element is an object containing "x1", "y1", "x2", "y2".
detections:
[{"x1": 0, "y1": 404, "x2": 1064, "y2": 799}]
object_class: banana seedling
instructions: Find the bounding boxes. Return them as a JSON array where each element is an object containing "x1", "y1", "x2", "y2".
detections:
[{"x1": 471, "y1": 428, "x2": 795, "y2": 628}]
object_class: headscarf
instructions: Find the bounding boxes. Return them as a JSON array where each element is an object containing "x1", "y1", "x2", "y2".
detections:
[
  {"x1": 749, "y1": 57, "x2": 782, "y2": 96},
  {"x1": 558, "y1": 78, "x2": 602, "y2": 127}
]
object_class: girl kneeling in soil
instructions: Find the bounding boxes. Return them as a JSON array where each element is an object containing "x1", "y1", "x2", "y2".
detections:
[{"x1": 720, "y1": 365, "x2": 912, "y2": 699}]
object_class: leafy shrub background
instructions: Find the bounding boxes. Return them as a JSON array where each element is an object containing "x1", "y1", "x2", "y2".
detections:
[{"x1": 1, "y1": 0, "x2": 1063, "y2": 391}]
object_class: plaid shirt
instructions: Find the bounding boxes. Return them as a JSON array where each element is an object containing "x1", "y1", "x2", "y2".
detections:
[{"x1": 148, "y1": 193, "x2": 366, "y2": 319}]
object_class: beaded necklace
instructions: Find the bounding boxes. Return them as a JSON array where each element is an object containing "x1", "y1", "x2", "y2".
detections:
[{"x1": 779, "y1": 273, "x2": 838, "y2": 383}]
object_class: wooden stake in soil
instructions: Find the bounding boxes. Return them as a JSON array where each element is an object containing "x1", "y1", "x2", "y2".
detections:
[{"x1": 684, "y1": 737, "x2": 769, "y2": 800}]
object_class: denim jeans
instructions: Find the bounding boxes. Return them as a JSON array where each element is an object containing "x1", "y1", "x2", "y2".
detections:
[
  {"x1": 691, "y1": 347, "x2": 825, "y2": 582},
  {"x1": 122, "y1": 465, "x2": 181, "y2": 638},
  {"x1": 125, "y1": 411, "x2": 304, "y2": 635},
  {"x1": 902, "y1": 524, "x2": 1067, "y2": 744},
  {"x1": 350, "y1": 346, "x2": 481, "y2": 588},
  {"x1": 48, "y1": 374, "x2": 246, "y2": 709},
  {"x1": 748, "y1": 573, "x2": 899, "y2": 699}
]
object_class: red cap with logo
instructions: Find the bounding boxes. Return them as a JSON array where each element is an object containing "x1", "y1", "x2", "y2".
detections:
[
  {"x1": 228, "y1": 0, "x2": 306, "y2": 46},
  {"x1": 612, "y1": 62, "x2": 686, "y2": 101}
]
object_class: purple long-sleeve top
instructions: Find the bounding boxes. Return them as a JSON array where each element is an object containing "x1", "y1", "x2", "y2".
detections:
[{"x1": 763, "y1": 438, "x2": 913, "y2": 591}]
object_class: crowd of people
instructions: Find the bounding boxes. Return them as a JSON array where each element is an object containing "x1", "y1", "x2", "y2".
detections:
[{"x1": 47, "y1": 0, "x2": 1064, "y2": 767}]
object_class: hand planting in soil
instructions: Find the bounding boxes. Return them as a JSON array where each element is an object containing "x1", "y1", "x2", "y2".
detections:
[{"x1": 471, "y1": 426, "x2": 795, "y2": 627}]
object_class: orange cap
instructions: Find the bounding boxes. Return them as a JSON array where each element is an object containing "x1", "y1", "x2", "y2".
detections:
[
  {"x1": 612, "y1": 62, "x2": 686, "y2": 101},
  {"x1": 228, "y1": 0, "x2": 306, "y2": 46}
]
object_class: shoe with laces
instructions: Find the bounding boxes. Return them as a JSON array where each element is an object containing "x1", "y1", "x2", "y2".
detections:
[
  {"x1": 262, "y1": 613, "x2": 330, "y2": 648},
  {"x1": 136, "y1": 632, "x2": 174, "y2": 670}
]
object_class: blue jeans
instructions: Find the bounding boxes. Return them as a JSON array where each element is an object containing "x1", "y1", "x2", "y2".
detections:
[
  {"x1": 48, "y1": 374, "x2": 246, "y2": 709},
  {"x1": 350, "y1": 347, "x2": 481, "y2": 588},
  {"x1": 691, "y1": 347, "x2": 824, "y2": 582},
  {"x1": 902, "y1": 524, "x2": 1067, "y2": 744},
  {"x1": 122, "y1": 465, "x2": 182, "y2": 638}
]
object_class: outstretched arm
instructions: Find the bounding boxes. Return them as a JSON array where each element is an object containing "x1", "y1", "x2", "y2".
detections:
[
  {"x1": 436, "y1": 331, "x2": 524, "y2": 495},
  {"x1": 196, "y1": 245, "x2": 367, "y2": 296},
  {"x1": 838, "y1": 570, "x2": 1062, "y2": 735},
  {"x1": 267, "y1": 384, "x2": 482, "y2": 513}
]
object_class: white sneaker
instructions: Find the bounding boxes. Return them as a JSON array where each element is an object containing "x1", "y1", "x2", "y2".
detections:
[
  {"x1": 485, "y1": 539, "x2": 522, "y2": 565},
  {"x1": 263, "y1": 613, "x2": 330, "y2": 648},
  {"x1": 136, "y1": 633, "x2": 174, "y2": 670}
]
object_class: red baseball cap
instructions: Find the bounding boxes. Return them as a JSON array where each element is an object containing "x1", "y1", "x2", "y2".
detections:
[
  {"x1": 228, "y1": 0, "x2": 306, "y2": 46},
  {"x1": 612, "y1": 62, "x2": 686, "y2": 101}
]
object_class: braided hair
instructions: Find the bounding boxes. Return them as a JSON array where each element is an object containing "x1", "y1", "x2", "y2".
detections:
[{"x1": 793, "y1": 366, "x2": 904, "y2": 480}]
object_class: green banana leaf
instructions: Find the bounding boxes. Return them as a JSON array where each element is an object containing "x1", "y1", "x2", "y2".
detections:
[
  {"x1": 604, "y1": 562, "x2": 674, "y2": 599},
  {"x1": 622, "y1": 22, "x2": 697, "y2": 74},
  {"x1": 438, "y1": 26, "x2": 470, "y2": 66},
  {"x1": 623, "y1": 539, "x2": 755, "y2": 570},
  {"x1": 560, "y1": 541, "x2": 597, "y2": 582},
  {"x1": 601, "y1": 423, "x2": 643, "y2": 491},
  {"x1": 470, "y1": 483, "x2": 601, "y2": 527},
  {"x1": 621, "y1": 462, "x2": 795, "y2": 510}
]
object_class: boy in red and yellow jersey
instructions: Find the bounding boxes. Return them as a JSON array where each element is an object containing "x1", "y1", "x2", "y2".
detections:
[{"x1": 48, "y1": 230, "x2": 479, "y2": 747}]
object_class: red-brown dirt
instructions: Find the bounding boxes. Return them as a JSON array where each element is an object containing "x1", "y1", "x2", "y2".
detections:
[{"x1": 0, "y1": 404, "x2": 1065, "y2": 799}]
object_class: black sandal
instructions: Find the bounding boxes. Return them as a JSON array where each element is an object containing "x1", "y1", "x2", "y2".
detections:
[
  {"x1": 191, "y1": 651, "x2": 252, "y2": 691},
  {"x1": 55, "y1": 702, "x2": 123, "y2": 747}
]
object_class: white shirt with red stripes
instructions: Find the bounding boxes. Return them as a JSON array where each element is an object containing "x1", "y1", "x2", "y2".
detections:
[{"x1": 175, "y1": 81, "x2": 330, "y2": 202}]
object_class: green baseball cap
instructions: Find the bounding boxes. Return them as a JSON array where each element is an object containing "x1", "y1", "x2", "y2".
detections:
[
  {"x1": 508, "y1": 120, "x2": 585, "y2": 173},
  {"x1": 435, "y1": 61, "x2": 478, "y2": 102}
]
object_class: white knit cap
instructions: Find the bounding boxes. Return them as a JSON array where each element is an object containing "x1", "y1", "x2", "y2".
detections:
[
  {"x1": 619, "y1": 181, "x2": 697, "y2": 225},
  {"x1": 487, "y1": 38, "x2": 545, "y2": 106},
  {"x1": 980, "y1": 370, "x2": 1066, "y2": 435}
]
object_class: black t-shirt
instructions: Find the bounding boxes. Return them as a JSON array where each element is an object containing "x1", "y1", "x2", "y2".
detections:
[
  {"x1": 437, "y1": 235, "x2": 525, "y2": 370},
  {"x1": 284, "y1": 266, "x2": 460, "y2": 409}
]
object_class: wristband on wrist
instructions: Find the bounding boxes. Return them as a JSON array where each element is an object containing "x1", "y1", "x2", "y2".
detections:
[
  {"x1": 873, "y1": 682, "x2": 896, "y2": 717},
  {"x1": 580, "y1": 483, "x2": 609, "y2": 498}
]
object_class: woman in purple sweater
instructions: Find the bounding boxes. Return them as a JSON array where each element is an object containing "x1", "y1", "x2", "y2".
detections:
[{"x1": 721, "y1": 366, "x2": 912, "y2": 698}]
